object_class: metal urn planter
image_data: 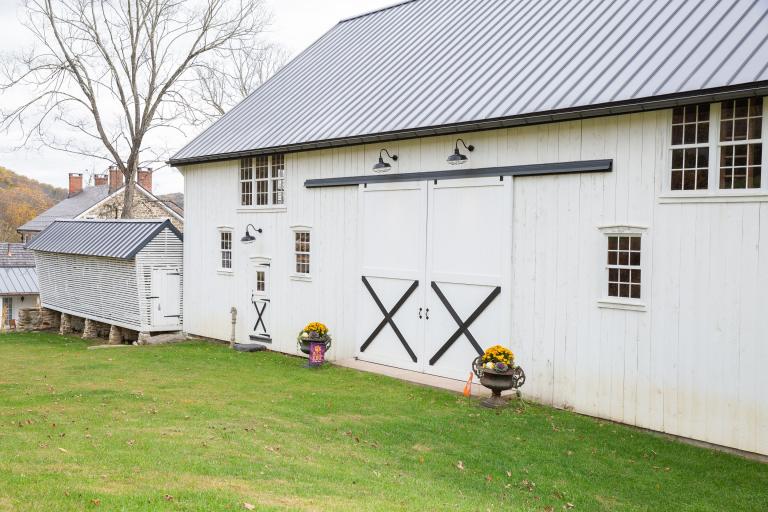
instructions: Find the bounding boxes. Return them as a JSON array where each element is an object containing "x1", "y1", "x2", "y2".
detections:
[
  {"x1": 472, "y1": 356, "x2": 526, "y2": 408},
  {"x1": 298, "y1": 334, "x2": 331, "y2": 355}
]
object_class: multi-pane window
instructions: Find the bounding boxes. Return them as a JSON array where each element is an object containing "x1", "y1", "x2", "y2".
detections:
[
  {"x1": 2, "y1": 297, "x2": 12, "y2": 326},
  {"x1": 220, "y1": 231, "x2": 232, "y2": 270},
  {"x1": 239, "y1": 154, "x2": 286, "y2": 207},
  {"x1": 272, "y1": 154, "x2": 285, "y2": 205},
  {"x1": 295, "y1": 231, "x2": 310, "y2": 274},
  {"x1": 607, "y1": 235, "x2": 641, "y2": 299},
  {"x1": 670, "y1": 104, "x2": 710, "y2": 190},
  {"x1": 254, "y1": 155, "x2": 269, "y2": 205},
  {"x1": 240, "y1": 158, "x2": 253, "y2": 206},
  {"x1": 719, "y1": 98, "x2": 762, "y2": 189},
  {"x1": 256, "y1": 271, "x2": 266, "y2": 292}
]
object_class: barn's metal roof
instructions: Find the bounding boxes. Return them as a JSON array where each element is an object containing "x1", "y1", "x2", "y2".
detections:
[
  {"x1": 26, "y1": 219, "x2": 182, "y2": 260},
  {"x1": 17, "y1": 185, "x2": 110, "y2": 233},
  {"x1": 0, "y1": 243, "x2": 35, "y2": 268},
  {"x1": 0, "y1": 267, "x2": 38, "y2": 295},
  {"x1": 170, "y1": 0, "x2": 768, "y2": 166}
]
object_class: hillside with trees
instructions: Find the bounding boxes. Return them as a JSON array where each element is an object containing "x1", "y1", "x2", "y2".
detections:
[{"x1": 0, "y1": 166, "x2": 66, "y2": 241}]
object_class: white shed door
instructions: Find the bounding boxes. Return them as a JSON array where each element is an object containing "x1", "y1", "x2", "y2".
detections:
[
  {"x1": 357, "y1": 182, "x2": 427, "y2": 371},
  {"x1": 357, "y1": 177, "x2": 511, "y2": 380},
  {"x1": 151, "y1": 268, "x2": 182, "y2": 328}
]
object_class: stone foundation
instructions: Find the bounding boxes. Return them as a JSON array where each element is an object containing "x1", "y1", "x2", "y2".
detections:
[
  {"x1": 108, "y1": 325, "x2": 123, "y2": 345},
  {"x1": 59, "y1": 313, "x2": 72, "y2": 335},
  {"x1": 16, "y1": 308, "x2": 61, "y2": 332},
  {"x1": 82, "y1": 318, "x2": 110, "y2": 340}
]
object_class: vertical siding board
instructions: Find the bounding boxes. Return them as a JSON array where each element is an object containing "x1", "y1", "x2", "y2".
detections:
[{"x1": 758, "y1": 204, "x2": 768, "y2": 455}]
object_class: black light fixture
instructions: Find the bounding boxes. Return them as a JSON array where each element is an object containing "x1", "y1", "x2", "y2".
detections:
[
  {"x1": 241, "y1": 223, "x2": 263, "y2": 243},
  {"x1": 372, "y1": 149, "x2": 398, "y2": 173},
  {"x1": 447, "y1": 138, "x2": 474, "y2": 165}
]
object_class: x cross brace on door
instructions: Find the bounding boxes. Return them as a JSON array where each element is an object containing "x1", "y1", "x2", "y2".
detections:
[
  {"x1": 428, "y1": 282, "x2": 501, "y2": 366},
  {"x1": 251, "y1": 296, "x2": 268, "y2": 333},
  {"x1": 360, "y1": 276, "x2": 419, "y2": 363}
]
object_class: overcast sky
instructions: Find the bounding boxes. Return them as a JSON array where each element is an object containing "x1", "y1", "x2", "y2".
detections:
[{"x1": 0, "y1": 0, "x2": 394, "y2": 194}]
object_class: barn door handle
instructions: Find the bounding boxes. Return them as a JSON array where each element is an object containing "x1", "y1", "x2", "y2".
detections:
[
  {"x1": 418, "y1": 307, "x2": 422, "y2": 319},
  {"x1": 425, "y1": 308, "x2": 430, "y2": 320}
]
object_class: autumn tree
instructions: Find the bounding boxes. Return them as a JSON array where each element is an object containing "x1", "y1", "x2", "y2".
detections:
[{"x1": 1, "y1": 0, "x2": 280, "y2": 216}]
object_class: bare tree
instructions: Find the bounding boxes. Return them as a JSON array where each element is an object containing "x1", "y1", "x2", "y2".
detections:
[
  {"x1": 186, "y1": 41, "x2": 288, "y2": 124},
  {"x1": 1, "y1": 0, "x2": 273, "y2": 216}
]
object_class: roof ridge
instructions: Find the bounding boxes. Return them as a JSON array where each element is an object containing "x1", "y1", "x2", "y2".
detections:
[{"x1": 339, "y1": 0, "x2": 423, "y2": 23}]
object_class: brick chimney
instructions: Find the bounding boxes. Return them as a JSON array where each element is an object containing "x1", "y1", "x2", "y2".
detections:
[
  {"x1": 137, "y1": 167, "x2": 153, "y2": 193},
  {"x1": 68, "y1": 173, "x2": 83, "y2": 197},
  {"x1": 108, "y1": 166, "x2": 124, "y2": 194},
  {"x1": 94, "y1": 174, "x2": 108, "y2": 187}
]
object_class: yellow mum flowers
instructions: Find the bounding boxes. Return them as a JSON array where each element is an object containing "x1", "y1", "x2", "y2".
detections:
[{"x1": 481, "y1": 345, "x2": 515, "y2": 365}]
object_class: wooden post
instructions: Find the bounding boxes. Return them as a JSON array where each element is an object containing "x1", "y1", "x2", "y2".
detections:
[{"x1": 0, "y1": 303, "x2": 6, "y2": 333}]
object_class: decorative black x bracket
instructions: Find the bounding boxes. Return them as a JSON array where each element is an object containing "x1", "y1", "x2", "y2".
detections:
[
  {"x1": 360, "y1": 276, "x2": 419, "y2": 362},
  {"x1": 428, "y1": 282, "x2": 501, "y2": 366},
  {"x1": 252, "y1": 297, "x2": 268, "y2": 333}
]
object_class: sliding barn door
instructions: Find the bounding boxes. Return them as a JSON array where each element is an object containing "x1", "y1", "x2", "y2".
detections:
[
  {"x1": 357, "y1": 182, "x2": 427, "y2": 371},
  {"x1": 424, "y1": 177, "x2": 512, "y2": 380}
]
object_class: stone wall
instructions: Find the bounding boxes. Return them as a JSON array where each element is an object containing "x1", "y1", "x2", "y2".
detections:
[
  {"x1": 88, "y1": 185, "x2": 183, "y2": 232},
  {"x1": 17, "y1": 308, "x2": 60, "y2": 331}
]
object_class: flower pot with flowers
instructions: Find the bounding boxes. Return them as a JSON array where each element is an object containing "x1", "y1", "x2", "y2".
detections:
[
  {"x1": 471, "y1": 345, "x2": 526, "y2": 408},
  {"x1": 297, "y1": 321, "x2": 332, "y2": 355}
]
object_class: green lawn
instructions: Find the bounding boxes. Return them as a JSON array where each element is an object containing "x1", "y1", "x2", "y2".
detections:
[{"x1": 0, "y1": 332, "x2": 766, "y2": 511}]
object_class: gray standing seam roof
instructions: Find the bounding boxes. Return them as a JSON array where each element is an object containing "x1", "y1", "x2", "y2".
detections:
[
  {"x1": 171, "y1": 0, "x2": 768, "y2": 165},
  {"x1": 16, "y1": 184, "x2": 111, "y2": 233},
  {"x1": 0, "y1": 267, "x2": 38, "y2": 295},
  {"x1": 25, "y1": 219, "x2": 183, "y2": 260}
]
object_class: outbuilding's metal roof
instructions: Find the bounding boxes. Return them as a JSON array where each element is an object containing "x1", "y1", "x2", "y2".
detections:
[
  {"x1": 0, "y1": 267, "x2": 38, "y2": 295},
  {"x1": 17, "y1": 185, "x2": 110, "y2": 233},
  {"x1": 26, "y1": 219, "x2": 182, "y2": 260},
  {"x1": 171, "y1": 0, "x2": 768, "y2": 166}
]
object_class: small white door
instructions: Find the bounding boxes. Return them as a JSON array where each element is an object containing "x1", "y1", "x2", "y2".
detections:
[
  {"x1": 424, "y1": 177, "x2": 512, "y2": 380},
  {"x1": 151, "y1": 268, "x2": 182, "y2": 329},
  {"x1": 357, "y1": 182, "x2": 427, "y2": 371},
  {"x1": 249, "y1": 260, "x2": 271, "y2": 342}
]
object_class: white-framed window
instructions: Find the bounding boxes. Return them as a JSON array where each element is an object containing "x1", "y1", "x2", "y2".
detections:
[
  {"x1": 666, "y1": 97, "x2": 766, "y2": 197},
  {"x1": 598, "y1": 225, "x2": 647, "y2": 311},
  {"x1": 240, "y1": 158, "x2": 253, "y2": 206},
  {"x1": 239, "y1": 154, "x2": 286, "y2": 207},
  {"x1": 719, "y1": 97, "x2": 762, "y2": 190},
  {"x1": 219, "y1": 229, "x2": 232, "y2": 271},
  {"x1": 295, "y1": 231, "x2": 310, "y2": 275},
  {"x1": 256, "y1": 270, "x2": 266, "y2": 292},
  {"x1": 607, "y1": 234, "x2": 641, "y2": 299}
]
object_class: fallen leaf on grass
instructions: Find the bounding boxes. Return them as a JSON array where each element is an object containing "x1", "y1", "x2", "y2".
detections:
[
  {"x1": 485, "y1": 475, "x2": 493, "y2": 482},
  {"x1": 243, "y1": 503, "x2": 255, "y2": 510},
  {"x1": 163, "y1": 495, "x2": 174, "y2": 502},
  {"x1": 564, "y1": 503, "x2": 575, "y2": 509},
  {"x1": 456, "y1": 461, "x2": 465, "y2": 470},
  {"x1": 58, "y1": 447, "x2": 68, "y2": 453},
  {"x1": 90, "y1": 498, "x2": 101, "y2": 506}
]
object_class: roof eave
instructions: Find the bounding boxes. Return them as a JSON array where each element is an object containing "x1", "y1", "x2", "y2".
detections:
[{"x1": 168, "y1": 82, "x2": 768, "y2": 167}]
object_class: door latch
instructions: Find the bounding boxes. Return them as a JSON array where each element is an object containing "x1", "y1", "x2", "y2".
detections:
[
  {"x1": 418, "y1": 307, "x2": 422, "y2": 319},
  {"x1": 425, "y1": 308, "x2": 430, "y2": 320}
]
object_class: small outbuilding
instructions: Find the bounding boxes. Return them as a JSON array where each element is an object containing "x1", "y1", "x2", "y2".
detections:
[
  {"x1": 0, "y1": 243, "x2": 39, "y2": 329},
  {"x1": 27, "y1": 219, "x2": 183, "y2": 336}
]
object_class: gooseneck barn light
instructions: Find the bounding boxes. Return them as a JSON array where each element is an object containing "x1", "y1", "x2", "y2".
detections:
[
  {"x1": 447, "y1": 138, "x2": 475, "y2": 165},
  {"x1": 241, "y1": 223, "x2": 263, "y2": 243},
  {"x1": 372, "y1": 149, "x2": 398, "y2": 173}
]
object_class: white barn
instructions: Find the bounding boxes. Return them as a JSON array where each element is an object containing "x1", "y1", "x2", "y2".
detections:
[
  {"x1": 27, "y1": 219, "x2": 183, "y2": 334},
  {"x1": 171, "y1": 0, "x2": 768, "y2": 456}
]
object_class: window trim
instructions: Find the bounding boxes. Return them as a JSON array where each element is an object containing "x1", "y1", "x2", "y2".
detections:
[
  {"x1": 290, "y1": 225, "x2": 312, "y2": 281},
  {"x1": 217, "y1": 226, "x2": 234, "y2": 274},
  {"x1": 238, "y1": 154, "x2": 287, "y2": 209},
  {"x1": 663, "y1": 97, "x2": 767, "y2": 200},
  {"x1": 597, "y1": 225, "x2": 647, "y2": 312}
]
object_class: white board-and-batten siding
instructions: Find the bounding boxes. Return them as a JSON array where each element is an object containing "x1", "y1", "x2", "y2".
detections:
[
  {"x1": 179, "y1": 110, "x2": 768, "y2": 456},
  {"x1": 35, "y1": 227, "x2": 183, "y2": 332}
]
